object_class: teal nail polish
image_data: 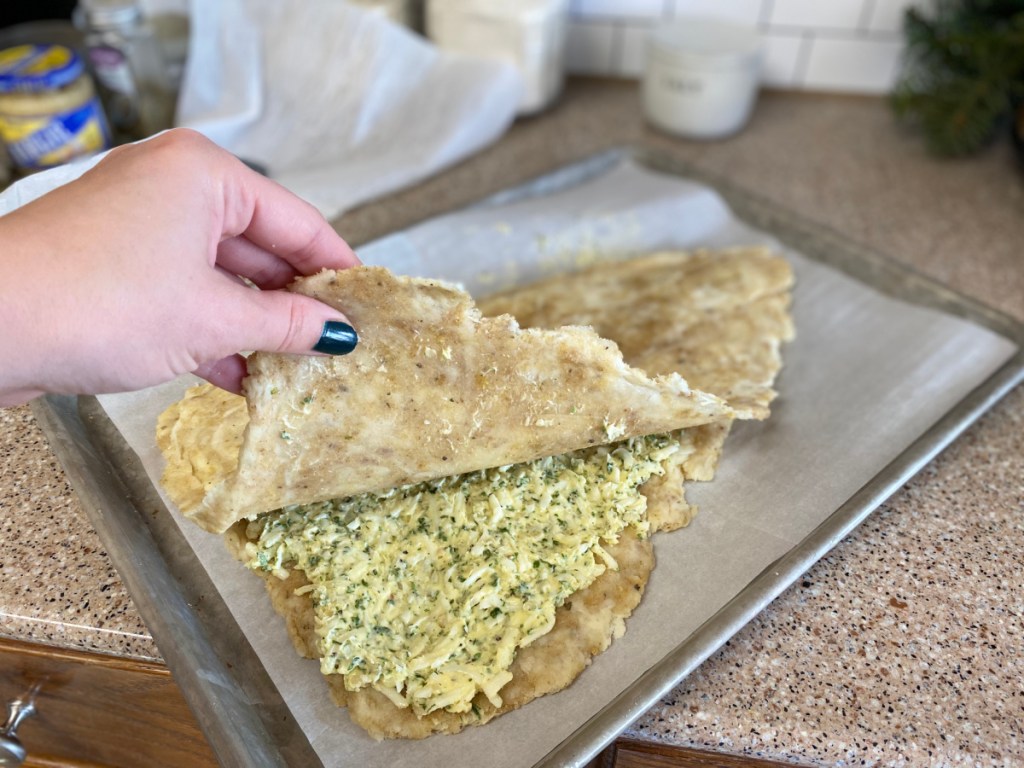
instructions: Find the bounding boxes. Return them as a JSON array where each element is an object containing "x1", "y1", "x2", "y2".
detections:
[{"x1": 314, "y1": 321, "x2": 358, "y2": 355}]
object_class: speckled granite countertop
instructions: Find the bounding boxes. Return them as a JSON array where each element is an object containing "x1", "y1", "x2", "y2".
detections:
[{"x1": 1, "y1": 81, "x2": 1021, "y2": 766}]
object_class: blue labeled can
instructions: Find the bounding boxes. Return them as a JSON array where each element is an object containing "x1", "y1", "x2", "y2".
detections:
[{"x1": 0, "y1": 44, "x2": 111, "y2": 172}]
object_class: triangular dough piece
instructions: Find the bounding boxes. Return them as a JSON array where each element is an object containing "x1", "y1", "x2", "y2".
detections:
[
  {"x1": 478, "y1": 248, "x2": 794, "y2": 419},
  {"x1": 478, "y1": 249, "x2": 795, "y2": 532},
  {"x1": 170, "y1": 266, "x2": 733, "y2": 533}
]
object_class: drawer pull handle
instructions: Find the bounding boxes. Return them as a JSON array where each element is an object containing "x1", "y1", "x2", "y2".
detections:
[{"x1": 0, "y1": 685, "x2": 39, "y2": 768}]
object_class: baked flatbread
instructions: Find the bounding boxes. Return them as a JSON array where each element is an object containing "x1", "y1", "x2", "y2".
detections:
[
  {"x1": 170, "y1": 267, "x2": 733, "y2": 533},
  {"x1": 478, "y1": 248, "x2": 794, "y2": 419},
  {"x1": 480, "y1": 249, "x2": 795, "y2": 527},
  {"x1": 159, "y1": 251, "x2": 794, "y2": 741}
]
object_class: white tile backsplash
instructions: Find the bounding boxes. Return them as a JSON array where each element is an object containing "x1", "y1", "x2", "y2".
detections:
[
  {"x1": 566, "y1": 20, "x2": 619, "y2": 75},
  {"x1": 565, "y1": 0, "x2": 915, "y2": 93},
  {"x1": 619, "y1": 23, "x2": 653, "y2": 77},
  {"x1": 761, "y1": 31, "x2": 807, "y2": 87},
  {"x1": 571, "y1": 0, "x2": 668, "y2": 18},
  {"x1": 769, "y1": 0, "x2": 868, "y2": 30},
  {"x1": 671, "y1": 0, "x2": 765, "y2": 24},
  {"x1": 866, "y1": 0, "x2": 926, "y2": 32},
  {"x1": 803, "y1": 37, "x2": 903, "y2": 91}
]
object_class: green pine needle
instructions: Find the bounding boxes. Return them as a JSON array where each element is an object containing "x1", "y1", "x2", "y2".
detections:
[{"x1": 891, "y1": 0, "x2": 1024, "y2": 156}]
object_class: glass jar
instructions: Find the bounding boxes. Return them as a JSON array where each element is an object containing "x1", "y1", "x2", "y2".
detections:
[
  {"x1": 74, "y1": 0, "x2": 174, "y2": 139},
  {"x1": 0, "y1": 44, "x2": 110, "y2": 173},
  {"x1": 642, "y1": 18, "x2": 762, "y2": 139}
]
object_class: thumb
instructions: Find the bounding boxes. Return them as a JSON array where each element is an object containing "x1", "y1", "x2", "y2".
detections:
[{"x1": 219, "y1": 281, "x2": 359, "y2": 358}]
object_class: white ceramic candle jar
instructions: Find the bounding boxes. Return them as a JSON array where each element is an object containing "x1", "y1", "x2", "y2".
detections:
[{"x1": 642, "y1": 18, "x2": 762, "y2": 139}]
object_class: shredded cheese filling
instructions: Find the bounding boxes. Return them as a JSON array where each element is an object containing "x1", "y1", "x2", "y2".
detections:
[{"x1": 247, "y1": 434, "x2": 679, "y2": 716}]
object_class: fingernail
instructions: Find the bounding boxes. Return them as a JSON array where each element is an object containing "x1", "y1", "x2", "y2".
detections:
[{"x1": 314, "y1": 321, "x2": 358, "y2": 355}]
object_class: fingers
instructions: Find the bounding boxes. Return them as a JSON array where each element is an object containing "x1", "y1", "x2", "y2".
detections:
[
  {"x1": 112, "y1": 130, "x2": 361, "y2": 280},
  {"x1": 220, "y1": 160, "x2": 361, "y2": 276},
  {"x1": 217, "y1": 235, "x2": 300, "y2": 290},
  {"x1": 214, "y1": 279, "x2": 359, "y2": 360},
  {"x1": 193, "y1": 354, "x2": 248, "y2": 394}
]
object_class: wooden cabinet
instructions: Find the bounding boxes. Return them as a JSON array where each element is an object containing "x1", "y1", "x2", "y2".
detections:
[
  {"x1": 0, "y1": 637, "x2": 798, "y2": 768},
  {"x1": 0, "y1": 638, "x2": 216, "y2": 768}
]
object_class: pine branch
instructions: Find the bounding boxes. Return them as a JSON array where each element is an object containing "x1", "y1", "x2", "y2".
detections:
[{"x1": 892, "y1": 0, "x2": 1024, "y2": 155}]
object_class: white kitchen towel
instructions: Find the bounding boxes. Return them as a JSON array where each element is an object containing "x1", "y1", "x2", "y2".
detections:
[
  {"x1": 0, "y1": 1, "x2": 521, "y2": 221},
  {"x1": 176, "y1": 0, "x2": 523, "y2": 219}
]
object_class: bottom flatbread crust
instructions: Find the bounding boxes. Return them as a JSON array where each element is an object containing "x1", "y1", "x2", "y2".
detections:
[
  {"x1": 209, "y1": 396, "x2": 719, "y2": 738},
  {"x1": 226, "y1": 523, "x2": 654, "y2": 739},
  {"x1": 640, "y1": 421, "x2": 732, "y2": 533},
  {"x1": 185, "y1": 247, "x2": 795, "y2": 739}
]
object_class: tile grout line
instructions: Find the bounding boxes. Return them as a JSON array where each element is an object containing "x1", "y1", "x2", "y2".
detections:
[
  {"x1": 858, "y1": 0, "x2": 878, "y2": 33},
  {"x1": 609, "y1": 20, "x2": 626, "y2": 77},
  {"x1": 793, "y1": 30, "x2": 815, "y2": 88},
  {"x1": 759, "y1": 24, "x2": 902, "y2": 41},
  {"x1": 565, "y1": 0, "x2": 905, "y2": 88}
]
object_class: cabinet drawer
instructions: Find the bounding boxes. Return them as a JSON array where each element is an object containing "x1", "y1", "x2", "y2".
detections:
[
  {"x1": 0, "y1": 638, "x2": 806, "y2": 768},
  {"x1": 0, "y1": 638, "x2": 216, "y2": 768}
]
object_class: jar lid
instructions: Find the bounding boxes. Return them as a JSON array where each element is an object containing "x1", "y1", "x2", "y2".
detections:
[
  {"x1": 649, "y1": 18, "x2": 761, "y2": 70},
  {"x1": 0, "y1": 45, "x2": 85, "y2": 94},
  {"x1": 80, "y1": 0, "x2": 142, "y2": 28}
]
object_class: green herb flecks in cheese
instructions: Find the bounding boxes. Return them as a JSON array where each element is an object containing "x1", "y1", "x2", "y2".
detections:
[{"x1": 247, "y1": 433, "x2": 679, "y2": 716}]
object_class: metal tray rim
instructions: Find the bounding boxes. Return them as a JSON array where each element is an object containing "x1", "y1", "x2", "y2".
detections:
[
  {"x1": 31, "y1": 146, "x2": 1024, "y2": 768},
  {"x1": 528, "y1": 145, "x2": 1024, "y2": 768}
]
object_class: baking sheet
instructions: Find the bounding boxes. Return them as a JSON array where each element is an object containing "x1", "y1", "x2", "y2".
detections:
[{"x1": 93, "y1": 155, "x2": 1019, "y2": 768}]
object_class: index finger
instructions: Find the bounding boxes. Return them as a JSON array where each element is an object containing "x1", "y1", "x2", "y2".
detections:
[{"x1": 219, "y1": 156, "x2": 361, "y2": 275}]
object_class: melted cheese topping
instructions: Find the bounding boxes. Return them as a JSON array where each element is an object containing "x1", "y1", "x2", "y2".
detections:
[{"x1": 247, "y1": 434, "x2": 679, "y2": 716}]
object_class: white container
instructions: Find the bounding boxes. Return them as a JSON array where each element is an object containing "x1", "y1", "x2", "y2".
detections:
[
  {"x1": 348, "y1": 0, "x2": 417, "y2": 29},
  {"x1": 642, "y1": 18, "x2": 762, "y2": 139},
  {"x1": 426, "y1": 0, "x2": 569, "y2": 115}
]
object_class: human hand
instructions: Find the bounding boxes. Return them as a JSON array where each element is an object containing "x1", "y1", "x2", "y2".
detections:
[{"x1": 0, "y1": 129, "x2": 361, "y2": 407}]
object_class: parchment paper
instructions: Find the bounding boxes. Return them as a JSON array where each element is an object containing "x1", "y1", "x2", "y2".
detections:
[{"x1": 97, "y1": 159, "x2": 1018, "y2": 768}]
